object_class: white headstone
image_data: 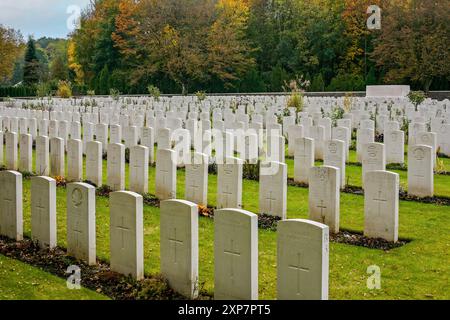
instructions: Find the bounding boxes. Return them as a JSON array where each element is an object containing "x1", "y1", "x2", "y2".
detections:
[
  {"x1": 19, "y1": 133, "x2": 32, "y2": 172},
  {"x1": 107, "y1": 143, "x2": 125, "y2": 191},
  {"x1": 416, "y1": 132, "x2": 437, "y2": 167},
  {"x1": 385, "y1": 130, "x2": 405, "y2": 164},
  {"x1": 323, "y1": 140, "x2": 346, "y2": 188},
  {"x1": 310, "y1": 125, "x2": 325, "y2": 160},
  {"x1": 287, "y1": 125, "x2": 304, "y2": 157},
  {"x1": 364, "y1": 171, "x2": 399, "y2": 242},
  {"x1": 86, "y1": 141, "x2": 103, "y2": 187},
  {"x1": 362, "y1": 142, "x2": 386, "y2": 187},
  {"x1": 0, "y1": 171, "x2": 23, "y2": 241},
  {"x1": 277, "y1": 219, "x2": 329, "y2": 300},
  {"x1": 308, "y1": 166, "x2": 340, "y2": 234},
  {"x1": 214, "y1": 208, "x2": 258, "y2": 300},
  {"x1": 67, "y1": 182, "x2": 97, "y2": 265},
  {"x1": 356, "y1": 128, "x2": 375, "y2": 162},
  {"x1": 110, "y1": 191, "x2": 144, "y2": 280},
  {"x1": 50, "y1": 137, "x2": 65, "y2": 177},
  {"x1": 157, "y1": 127, "x2": 172, "y2": 150},
  {"x1": 217, "y1": 157, "x2": 243, "y2": 209},
  {"x1": 141, "y1": 127, "x2": 155, "y2": 164},
  {"x1": 259, "y1": 161, "x2": 287, "y2": 219},
  {"x1": 124, "y1": 126, "x2": 139, "y2": 149},
  {"x1": 5, "y1": 132, "x2": 18, "y2": 170},
  {"x1": 36, "y1": 135, "x2": 50, "y2": 176},
  {"x1": 155, "y1": 148, "x2": 177, "y2": 200},
  {"x1": 31, "y1": 176, "x2": 56, "y2": 248},
  {"x1": 266, "y1": 134, "x2": 285, "y2": 163},
  {"x1": 110, "y1": 124, "x2": 122, "y2": 144},
  {"x1": 408, "y1": 145, "x2": 434, "y2": 197},
  {"x1": 294, "y1": 137, "x2": 315, "y2": 184},
  {"x1": 67, "y1": 139, "x2": 83, "y2": 182},
  {"x1": 332, "y1": 126, "x2": 350, "y2": 160},
  {"x1": 129, "y1": 145, "x2": 149, "y2": 194},
  {"x1": 185, "y1": 152, "x2": 208, "y2": 206},
  {"x1": 160, "y1": 199, "x2": 198, "y2": 298}
]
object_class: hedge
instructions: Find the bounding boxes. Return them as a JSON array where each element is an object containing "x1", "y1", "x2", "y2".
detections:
[{"x1": 0, "y1": 86, "x2": 36, "y2": 98}]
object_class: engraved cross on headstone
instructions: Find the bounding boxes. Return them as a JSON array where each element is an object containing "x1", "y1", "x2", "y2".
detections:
[
  {"x1": 188, "y1": 174, "x2": 200, "y2": 198},
  {"x1": 116, "y1": 216, "x2": 130, "y2": 250},
  {"x1": 266, "y1": 191, "x2": 277, "y2": 212},
  {"x1": 222, "y1": 184, "x2": 233, "y2": 206},
  {"x1": 223, "y1": 239, "x2": 241, "y2": 285},
  {"x1": 35, "y1": 197, "x2": 46, "y2": 226},
  {"x1": 289, "y1": 252, "x2": 310, "y2": 296},
  {"x1": 373, "y1": 190, "x2": 387, "y2": 217},
  {"x1": 168, "y1": 227, "x2": 183, "y2": 264},
  {"x1": 317, "y1": 199, "x2": 327, "y2": 223}
]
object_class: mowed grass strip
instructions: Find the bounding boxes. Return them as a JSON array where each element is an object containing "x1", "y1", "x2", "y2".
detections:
[
  {"x1": 0, "y1": 254, "x2": 108, "y2": 300},
  {"x1": 1, "y1": 144, "x2": 449, "y2": 299}
]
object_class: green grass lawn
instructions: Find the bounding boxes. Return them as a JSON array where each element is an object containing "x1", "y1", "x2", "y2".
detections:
[
  {"x1": 1, "y1": 144, "x2": 450, "y2": 300},
  {"x1": 0, "y1": 254, "x2": 108, "y2": 300}
]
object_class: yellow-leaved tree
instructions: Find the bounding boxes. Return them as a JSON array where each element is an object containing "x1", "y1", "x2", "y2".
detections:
[
  {"x1": 207, "y1": 0, "x2": 255, "y2": 89},
  {"x1": 0, "y1": 25, "x2": 24, "y2": 83}
]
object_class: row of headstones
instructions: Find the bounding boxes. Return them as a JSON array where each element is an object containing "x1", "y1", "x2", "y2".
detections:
[
  {"x1": 0, "y1": 124, "x2": 434, "y2": 211},
  {"x1": 4, "y1": 94, "x2": 447, "y2": 124},
  {"x1": 0, "y1": 132, "x2": 403, "y2": 245},
  {"x1": 294, "y1": 134, "x2": 434, "y2": 198},
  {"x1": 3, "y1": 109, "x2": 448, "y2": 164},
  {"x1": 0, "y1": 170, "x2": 329, "y2": 300},
  {"x1": 2, "y1": 97, "x2": 448, "y2": 149}
]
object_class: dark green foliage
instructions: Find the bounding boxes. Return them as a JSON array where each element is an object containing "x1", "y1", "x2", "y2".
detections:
[
  {"x1": 310, "y1": 74, "x2": 325, "y2": 92},
  {"x1": 366, "y1": 66, "x2": 377, "y2": 86},
  {"x1": 98, "y1": 65, "x2": 110, "y2": 95},
  {"x1": 327, "y1": 73, "x2": 366, "y2": 91},
  {"x1": 0, "y1": 86, "x2": 36, "y2": 97},
  {"x1": 23, "y1": 38, "x2": 40, "y2": 85},
  {"x1": 242, "y1": 161, "x2": 260, "y2": 181}
]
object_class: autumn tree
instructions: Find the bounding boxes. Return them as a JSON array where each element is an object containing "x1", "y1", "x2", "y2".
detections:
[
  {"x1": 341, "y1": 0, "x2": 385, "y2": 77},
  {"x1": 207, "y1": 0, "x2": 255, "y2": 89},
  {"x1": 67, "y1": 40, "x2": 84, "y2": 84},
  {"x1": 66, "y1": 0, "x2": 450, "y2": 93},
  {"x1": 0, "y1": 25, "x2": 24, "y2": 84},
  {"x1": 371, "y1": 0, "x2": 450, "y2": 91},
  {"x1": 133, "y1": 0, "x2": 215, "y2": 93},
  {"x1": 70, "y1": 0, "x2": 120, "y2": 87}
]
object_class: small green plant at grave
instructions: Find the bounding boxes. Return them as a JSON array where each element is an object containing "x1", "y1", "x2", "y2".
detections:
[
  {"x1": 282, "y1": 107, "x2": 291, "y2": 117},
  {"x1": 196, "y1": 90, "x2": 207, "y2": 102},
  {"x1": 331, "y1": 106, "x2": 345, "y2": 127},
  {"x1": 36, "y1": 82, "x2": 52, "y2": 98},
  {"x1": 277, "y1": 113, "x2": 283, "y2": 124},
  {"x1": 283, "y1": 75, "x2": 309, "y2": 113},
  {"x1": 21, "y1": 171, "x2": 36, "y2": 180},
  {"x1": 148, "y1": 85, "x2": 161, "y2": 101},
  {"x1": 435, "y1": 156, "x2": 446, "y2": 175},
  {"x1": 401, "y1": 117, "x2": 411, "y2": 137},
  {"x1": 230, "y1": 101, "x2": 237, "y2": 113},
  {"x1": 4, "y1": 97, "x2": 14, "y2": 108},
  {"x1": 243, "y1": 161, "x2": 260, "y2": 181},
  {"x1": 56, "y1": 80, "x2": 73, "y2": 98},
  {"x1": 343, "y1": 92, "x2": 354, "y2": 113},
  {"x1": 110, "y1": 88, "x2": 121, "y2": 101},
  {"x1": 87, "y1": 90, "x2": 95, "y2": 97},
  {"x1": 408, "y1": 91, "x2": 426, "y2": 111}
]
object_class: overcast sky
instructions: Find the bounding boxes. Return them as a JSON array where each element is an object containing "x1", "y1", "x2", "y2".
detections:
[{"x1": 0, "y1": 0, "x2": 91, "y2": 39}]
